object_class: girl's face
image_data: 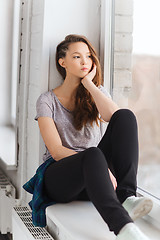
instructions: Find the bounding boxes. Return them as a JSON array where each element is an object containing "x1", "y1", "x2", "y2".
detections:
[{"x1": 59, "y1": 42, "x2": 93, "y2": 79}]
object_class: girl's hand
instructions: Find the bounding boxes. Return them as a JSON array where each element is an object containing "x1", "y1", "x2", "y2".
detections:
[
  {"x1": 108, "y1": 168, "x2": 117, "y2": 190},
  {"x1": 81, "y1": 63, "x2": 97, "y2": 86}
]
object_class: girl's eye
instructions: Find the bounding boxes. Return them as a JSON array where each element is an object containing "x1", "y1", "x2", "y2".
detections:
[{"x1": 73, "y1": 55, "x2": 92, "y2": 59}]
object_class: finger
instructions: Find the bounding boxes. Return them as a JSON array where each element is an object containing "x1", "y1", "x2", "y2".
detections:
[
  {"x1": 91, "y1": 63, "x2": 96, "y2": 70},
  {"x1": 92, "y1": 65, "x2": 97, "y2": 75}
]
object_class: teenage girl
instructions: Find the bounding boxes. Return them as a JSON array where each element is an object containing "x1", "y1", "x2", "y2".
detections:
[{"x1": 35, "y1": 34, "x2": 153, "y2": 240}]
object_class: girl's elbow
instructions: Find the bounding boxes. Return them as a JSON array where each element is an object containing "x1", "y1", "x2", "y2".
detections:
[
  {"x1": 104, "y1": 107, "x2": 120, "y2": 122},
  {"x1": 109, "y1": 107, "x2": 121, "y2": 120}
]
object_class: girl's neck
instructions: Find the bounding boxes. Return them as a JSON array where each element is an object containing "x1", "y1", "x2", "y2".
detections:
[{"x1": 60, "y1": 75, "x2": 81, "y2": 99}]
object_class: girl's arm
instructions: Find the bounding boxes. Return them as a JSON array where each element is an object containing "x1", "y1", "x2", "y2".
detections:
[
  {"x1": 38, "y1": 117, "x2": 78, "y2": 161},
  {"x1": 81, "y1": 64, "x2": 120, "y2": 122}
]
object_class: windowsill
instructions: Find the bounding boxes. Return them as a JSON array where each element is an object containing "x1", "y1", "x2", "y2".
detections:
[
  {"x1": 46, "y1": 194, "x2": 160, "y2": 240},
  {"x1": 137, "y1": 164, "x2": 160, "y2": 200},
  {"x1": 137, "y1": 187, "x2": 160, "y2": 226},
  {"x1": 0, "y1": 125, "x2": 17, "y2": 170}
]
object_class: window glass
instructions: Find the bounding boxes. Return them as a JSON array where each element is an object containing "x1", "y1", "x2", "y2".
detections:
[{"x1": 128, "y1": 0, "x2": 160, "y2": 199}]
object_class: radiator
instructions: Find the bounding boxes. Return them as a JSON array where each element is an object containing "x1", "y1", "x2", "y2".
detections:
[
  {"x1": 12, "y1": 206, "x2": 54, "y2": 240},
  {"x1": 0, "y1": 169, "x2": 16, "y2": 234}
]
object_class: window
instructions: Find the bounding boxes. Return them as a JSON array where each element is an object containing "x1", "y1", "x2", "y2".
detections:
[
  {"x1": 0, "y1": 0, "x2": 21, "y2": 168},
  {"x1": 128, "y1": 0, "x2": 160, "y2": 200}
]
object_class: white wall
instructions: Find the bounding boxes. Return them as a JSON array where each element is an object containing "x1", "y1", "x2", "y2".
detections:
[
  {"x1": 0, "y1": 0, "x2": 13, "y2": 125},
  {"x1": 43, "y1": 0, "x2": 101, "y2": 90},
  {"x1": 114, "y1": 0, "x2": 133, "y2": 107}
]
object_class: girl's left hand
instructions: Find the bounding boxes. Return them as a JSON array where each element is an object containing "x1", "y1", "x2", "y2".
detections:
[
  {"x1": 81, "y1": 63, "x2": 97, "y2": 85},
  {"x1": 108, "y1": 168, "x2": 117, "y2": 190}
]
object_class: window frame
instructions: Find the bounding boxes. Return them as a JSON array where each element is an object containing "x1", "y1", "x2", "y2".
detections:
[
  {"x1": 100, "y1": 0, "x2": 115, "y2": 96},
  {"x1": 0, "y1": 0, "x2": 21, "y2": 169},
  {"x1": 11, "y1": 0, "x2": 21, "y2": 127}
]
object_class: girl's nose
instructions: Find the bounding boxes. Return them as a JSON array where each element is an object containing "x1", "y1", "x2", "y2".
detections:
[{"x1": 81, "y1": 58, "x2": 87, "y2": 65}]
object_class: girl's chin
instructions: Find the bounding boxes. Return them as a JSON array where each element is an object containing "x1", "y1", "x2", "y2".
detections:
[
  {"x1": 72, "y1": 72, "x2": 89, "y2": 79},
  {"x1": 80, "y1": 72, "x2": 89, "y2": 77}
]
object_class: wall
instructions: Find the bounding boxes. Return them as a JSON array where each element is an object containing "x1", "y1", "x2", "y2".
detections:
[
  {"x1": 46, "y1": 0, "x2": 101, "y2": 91},
  {"x1": 113, "y1": 0, "x2": 133, "y2": 107}
]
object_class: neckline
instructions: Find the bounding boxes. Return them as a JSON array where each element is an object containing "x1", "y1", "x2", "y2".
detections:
[{"x1": 50, "y1": 90, "x2": 73, "y2": 113}]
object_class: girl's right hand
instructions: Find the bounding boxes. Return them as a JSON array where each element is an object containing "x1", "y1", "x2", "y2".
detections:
[{"x1": 81, "y1": 63, "x2": 97, "y2": 86}]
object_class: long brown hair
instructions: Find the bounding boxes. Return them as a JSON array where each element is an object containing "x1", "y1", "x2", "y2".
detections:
[{"x1": 56, "y1": 34, "x2": 105, "y2": 130}]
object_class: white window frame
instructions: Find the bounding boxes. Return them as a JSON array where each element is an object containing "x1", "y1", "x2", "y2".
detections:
[
  {"x1": 11, "y1": 0, "x2": 21, "y2": 127},
  {"x1": 100, "y1": 0, "x2": 114, "y2": 96},
  {"x1": 0, "y1": 0, "x2": 21, "y2": 169}
]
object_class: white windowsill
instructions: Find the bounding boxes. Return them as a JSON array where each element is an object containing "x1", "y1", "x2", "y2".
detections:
[
  {"x1": 0, "y1": 125, "x2": 17, "y2": 170},
  {"x1": 46, "y1": 188, "x2": 160, "y2": 240},
  {"x1": 46, "y1": 195, "x2": 160, "y2": 240},
  {"x1": 137, "y1": 187, "x2": 160, "y2": 226}
]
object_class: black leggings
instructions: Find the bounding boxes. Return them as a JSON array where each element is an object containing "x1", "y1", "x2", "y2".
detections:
[{"x1": 44, "y1": 109, "x2": 139, "y2": 235}]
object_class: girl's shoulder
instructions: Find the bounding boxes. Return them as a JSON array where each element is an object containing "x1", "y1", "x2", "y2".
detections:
[
  {"x1": 36, "y1": 90, "x2": 53, "y2": 106},
  {"x1": 34, "y1": 90, "x2": 54, "y2": 121}
]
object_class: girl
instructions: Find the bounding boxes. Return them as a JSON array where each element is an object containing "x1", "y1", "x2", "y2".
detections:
[{"x1": 34, "y1": 34, "x2": 153, "y2": 239}]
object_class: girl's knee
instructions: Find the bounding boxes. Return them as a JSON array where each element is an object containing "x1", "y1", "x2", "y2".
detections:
[
  {"x1": 111, "y1": 109, "x2": 137, "y2": 124},
  {"x1": 83, "y1": 147, "x2": 106, "y2": 165},
  {"x1": 84, "y1": 147, "x2": 102, "y2": 157}
]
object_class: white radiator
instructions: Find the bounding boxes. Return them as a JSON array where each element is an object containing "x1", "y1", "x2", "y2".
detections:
[
  {"x1": 0, "y1": 169, "x2": 16, "y2": 234},
  {"x1": 12, "y1": 206, "x2": 54, "y2": 240},
  {"x1": 0, "y1": 169, "x2": 54, "y2": 239}
]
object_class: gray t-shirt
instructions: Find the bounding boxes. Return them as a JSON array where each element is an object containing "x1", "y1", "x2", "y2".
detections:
[{"x1": 35, "y1": 85, "x2": 111, "y2": 161}]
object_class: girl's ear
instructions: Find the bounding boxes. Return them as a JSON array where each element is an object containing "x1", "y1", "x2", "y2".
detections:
[{"x1": 58, "y1": 58, "x2": 66, "y2": 68}]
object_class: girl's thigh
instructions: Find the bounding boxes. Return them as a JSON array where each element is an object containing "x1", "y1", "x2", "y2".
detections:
[
  {"x1": 44, "y1": 149, "x2": 88, "y2": 202},
  {"x1": 75, "y1": 188, "x2": 90, "y2": 201}
]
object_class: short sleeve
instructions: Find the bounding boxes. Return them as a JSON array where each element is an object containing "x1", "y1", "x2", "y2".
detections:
[
  {"x1": 34, "y1": 93, "x2": 53, "y2": 121},
  {"x1": 98, "y1": 85, "x2": 112, "y2": 99}
]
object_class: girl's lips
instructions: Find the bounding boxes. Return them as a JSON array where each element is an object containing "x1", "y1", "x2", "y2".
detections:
[{"x1": 81, "y1": 68, "x2": 88, "y2": 71}]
